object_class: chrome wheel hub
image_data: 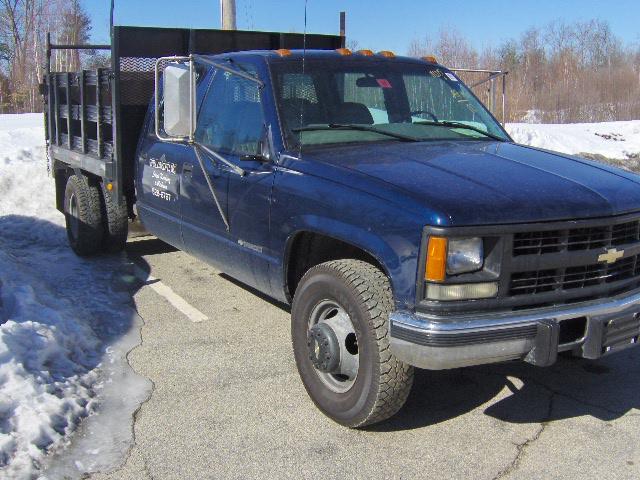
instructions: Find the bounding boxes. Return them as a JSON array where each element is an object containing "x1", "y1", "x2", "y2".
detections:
[{"x1": 307, "y1": 300, "x2": 359, "y2": 393}]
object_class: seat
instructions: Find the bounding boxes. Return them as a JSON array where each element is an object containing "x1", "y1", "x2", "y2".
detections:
[
  {"x1": 332, "y1": 102, "x2": 374, "y2": 125},
  {"x1": 281, "y1": 98, "x2": 326, "y2": 129}
]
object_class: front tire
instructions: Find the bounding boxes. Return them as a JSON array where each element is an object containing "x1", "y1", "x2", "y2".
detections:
[
  {"x1": 291, "y1": 259, "x2": 414, "y2": 428},
  {"x1": 64, "y1": 175, "x2": 104, "y2": 256}
]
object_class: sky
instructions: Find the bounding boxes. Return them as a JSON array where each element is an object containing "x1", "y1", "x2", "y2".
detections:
[{"x1": 85, "y1": 0, "x2": 640, "y2": 54}]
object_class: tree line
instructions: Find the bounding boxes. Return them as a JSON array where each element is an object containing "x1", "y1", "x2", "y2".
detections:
[
  {"x1": 0, "y1": 0, "x2": 94, "y2": 113},
  {"x1": 408, "y1": 19, "x2": 640, "y2": 123},
  {"x1": 1, "y1": 3, "x2": 638, "y2": 123}
]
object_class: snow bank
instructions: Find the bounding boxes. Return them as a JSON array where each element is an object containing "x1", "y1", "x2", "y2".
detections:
[
  {"x1": 0, "y1": 114, "x2": 150, "y2": 479},
  {"x1": 0, "y1": 254, "x2": 100, "y2": 476},
  {"x1": 0, "y1": 114, "x2": 57, "y2": 225},
  {"x1": 506, "y1": 120, "x2": 640, "y2": 160}
]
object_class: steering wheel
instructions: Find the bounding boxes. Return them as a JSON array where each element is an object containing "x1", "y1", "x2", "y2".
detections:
[{"x1": 410, "y1": 110, "x2": 439, "y2": 122}]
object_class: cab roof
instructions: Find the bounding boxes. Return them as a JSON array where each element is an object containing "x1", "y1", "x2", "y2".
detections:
[{"x1": 208, "y1": 49, "x2": 439, "y2": 66}]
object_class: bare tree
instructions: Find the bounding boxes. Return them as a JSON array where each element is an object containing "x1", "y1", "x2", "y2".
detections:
[
  {"x1": 407, "y1": 19, "x2": 640, "y2": 123},
  {"x1": 0, "y1": 0, "x2": 92, "y2": 112}
]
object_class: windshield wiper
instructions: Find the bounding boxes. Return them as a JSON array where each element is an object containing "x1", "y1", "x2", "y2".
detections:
[
  {"x1": 412, "y1": 120, "x2": 507, "y2": 141},
  {"x1": 291, "y1": 123, "x2": 419, "y2": 142}
]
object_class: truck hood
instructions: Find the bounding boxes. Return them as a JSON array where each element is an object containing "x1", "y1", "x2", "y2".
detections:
[{"x1": 301, "y1": 141, "x2": 640, "y2": 226}]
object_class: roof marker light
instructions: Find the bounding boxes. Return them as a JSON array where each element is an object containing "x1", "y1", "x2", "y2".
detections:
[
  {"x1": 377, "y1": 50, "x2": 395, "y2": 58},
  {"x1": 335, "y1": 48, "x2": 352, "y2": 56},
  {"x1": 356, "y1": 49, "x2": 374, "y2": 56},
  {"x1": 274, "y1": 49, "x2": 292, "y2": 57},
  {"x1": 422, "y1": 55, "x2": 438, "y2": 63}
]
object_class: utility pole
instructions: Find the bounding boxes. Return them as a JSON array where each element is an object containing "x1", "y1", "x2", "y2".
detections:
[{"x1": 220, "y1": 0, "x2": 237, "y2": 30}]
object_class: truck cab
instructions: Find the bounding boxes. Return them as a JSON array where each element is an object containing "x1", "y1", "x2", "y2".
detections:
[{"x1": 43, "y1": 28, "x2": 640, "y2": 428}]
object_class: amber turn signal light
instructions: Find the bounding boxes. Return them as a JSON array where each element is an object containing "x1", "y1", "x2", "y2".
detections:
[{"x1": 425, "y1": 236, "x2": 448, "y2": 282}]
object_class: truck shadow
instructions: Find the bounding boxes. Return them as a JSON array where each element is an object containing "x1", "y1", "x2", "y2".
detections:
[
  {"x1": 0, "y1": 215, "x2": 142, "y2": 347},
  {"x1": 370, "y1": 348, "x2": 640, "y2": 432},
  {"x1": 124, "y1": 236, "x2": 178, "y2": 257}
]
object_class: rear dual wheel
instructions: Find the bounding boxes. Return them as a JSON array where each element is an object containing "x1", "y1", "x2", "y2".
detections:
[
  {"x1": 64, "y1": 174, "x2": 128, "y2": 256},
  {"x1": 292, "y1": 259, "x2": 414, "y2": 428}
]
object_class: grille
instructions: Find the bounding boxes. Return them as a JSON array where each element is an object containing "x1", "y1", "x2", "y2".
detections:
[
  {"x1": 510, "y1": 255, "x2": 640, "y2": 296},
  {"x1": 509, "y1": 215, "x2": 640, "y2": 304},
  {"x1": 513, "y1": 220, "x2": 640, "y2": 256}
]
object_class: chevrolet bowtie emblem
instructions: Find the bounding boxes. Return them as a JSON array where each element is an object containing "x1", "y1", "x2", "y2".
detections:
[{"x1": 598, "y1": 248, "x2": 624, "y2": 264}]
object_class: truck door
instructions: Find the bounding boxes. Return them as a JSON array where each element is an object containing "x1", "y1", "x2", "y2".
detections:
[
  {"x1": 136, "y1": 67, "x2": 214, "y2": 250},
  {"x1": 182, "y1": 67, "x2": 273, "y2": 292},
  {"x1": 136, "y1": 136, "x2": 190, "y2": 250}
]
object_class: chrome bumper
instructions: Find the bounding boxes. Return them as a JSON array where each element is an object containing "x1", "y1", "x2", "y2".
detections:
[{"x1": 390, "y1": 290, "x2": 640, "y2": 370}]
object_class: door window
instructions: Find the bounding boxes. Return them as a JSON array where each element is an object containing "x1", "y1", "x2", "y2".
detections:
[{"x1": 195, "y1": 69, "x2": 265, "y2": 156}]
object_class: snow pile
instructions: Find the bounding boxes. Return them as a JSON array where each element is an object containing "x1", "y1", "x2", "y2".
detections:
[
  {"x1": 0, "y1": 114, "x2": 150, "y2": 479},
  {"x1": 0, "y1": 256, "x2": 100, "y2": 476},
  {"x1": 506, "y1": 120, "x2": 640, "y2": 160},
  {"x1": 0, "y1": 114, "x2": 58, "y2": 225}
]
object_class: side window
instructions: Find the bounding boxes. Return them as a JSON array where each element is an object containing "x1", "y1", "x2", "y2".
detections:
[{"x1": 195, "y1": 67, "x2": 265, "y2": 156}]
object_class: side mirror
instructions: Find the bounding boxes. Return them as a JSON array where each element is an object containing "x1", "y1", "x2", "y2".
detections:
[{"x1": 154, "y1": 58, "x2": 196, "y2": 141}]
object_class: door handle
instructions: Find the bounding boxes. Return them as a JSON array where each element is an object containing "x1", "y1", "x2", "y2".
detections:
[{"x1": 183, "y1": 163, "x2": 193, "y2": 175}]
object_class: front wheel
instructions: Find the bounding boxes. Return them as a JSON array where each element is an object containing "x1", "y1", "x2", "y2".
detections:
[{"x1": 291, "y1": 259, "x2": 414, "y2": 428}]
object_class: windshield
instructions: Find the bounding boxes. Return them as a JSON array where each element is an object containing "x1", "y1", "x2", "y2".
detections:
[{"x1": 270, "y1": 58, "x2": 510, "y2": 147}]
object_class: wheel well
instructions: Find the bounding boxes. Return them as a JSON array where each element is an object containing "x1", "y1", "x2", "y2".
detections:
[
  {"x1": 285, "y1": 231, "x2": 388, "y2": 301},
  {"x1": 53, "y1": 163, "x2": 103, "y2": 213}
]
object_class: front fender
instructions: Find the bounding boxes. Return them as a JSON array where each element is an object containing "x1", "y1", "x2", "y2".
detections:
[{"x1": 270, "y1": 170, "x2": 425, "y2": 308}]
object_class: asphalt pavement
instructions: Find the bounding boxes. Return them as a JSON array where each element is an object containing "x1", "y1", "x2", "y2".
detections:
[{"x1": 91, "y1": 237, "x2": 640, "y2": 480}]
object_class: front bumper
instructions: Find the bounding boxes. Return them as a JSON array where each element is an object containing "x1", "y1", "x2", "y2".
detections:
[{"x1": 390, "y1": 289, "x2": 640, "y2": 370}]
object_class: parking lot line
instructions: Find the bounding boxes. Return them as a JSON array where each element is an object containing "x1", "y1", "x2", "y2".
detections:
[{"x1": 134, "y1": 266, "x2": 208, "y2": 323}]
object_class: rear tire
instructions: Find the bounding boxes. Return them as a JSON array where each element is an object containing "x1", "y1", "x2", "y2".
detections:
[
  {"x1": 291, "y1": 259, "x2": 414, "y2": 428},
  {"x1": 64, "y1": 175, "x2": 104, "y2": 256},
  {"x1": 100, "y1": 182, "x2": 128, "y2": 253}
]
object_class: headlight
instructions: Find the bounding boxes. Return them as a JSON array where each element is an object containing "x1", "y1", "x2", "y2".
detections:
[{"x1": 446, "y1": 237, "x2": 483, "y2": 275}]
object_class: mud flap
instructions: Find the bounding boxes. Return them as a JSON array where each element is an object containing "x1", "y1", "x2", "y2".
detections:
[{"x1": 525, "y1": 319, "x2": 559, "y2": 367}]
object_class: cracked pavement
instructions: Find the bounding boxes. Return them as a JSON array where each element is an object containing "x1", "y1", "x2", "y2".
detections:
[{"x1": 91, "y1": 238, "x2": 640, "y2": 480}]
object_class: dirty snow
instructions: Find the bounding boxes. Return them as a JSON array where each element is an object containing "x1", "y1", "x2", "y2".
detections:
[
  {"x1": 0, "y1": 114, "x2": 150, "y2": 479},
  {"x1": 506, "y1": 120, "x2": 640, "y2": 160}
]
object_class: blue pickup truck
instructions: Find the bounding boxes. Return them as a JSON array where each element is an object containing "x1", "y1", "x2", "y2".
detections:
[{"x1": 43, "y1": 26, "x2": 640, "y2": 427}]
